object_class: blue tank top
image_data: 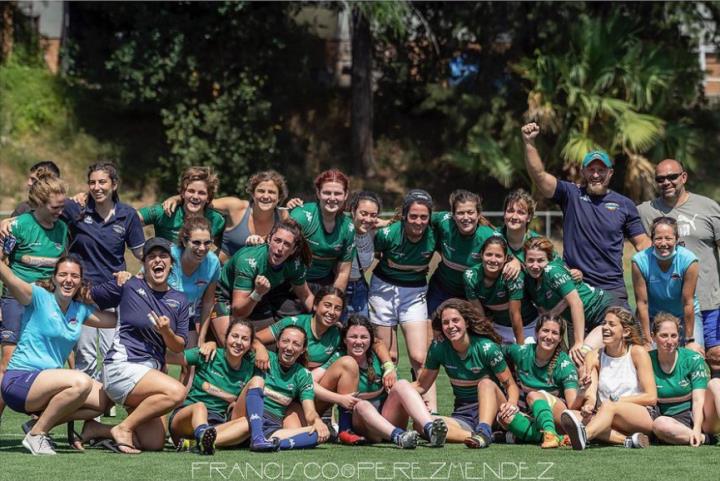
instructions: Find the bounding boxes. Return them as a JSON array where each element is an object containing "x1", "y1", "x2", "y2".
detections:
[{"x1": 220, "y1": 204, "x2": 281, "y2": 257}]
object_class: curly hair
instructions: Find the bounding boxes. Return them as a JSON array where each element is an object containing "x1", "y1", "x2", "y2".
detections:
[
  {"x1": 246, "y1": 170, "x2": 288, "y2": 206},
  {"x1": 267, "y1": 218, "x2": 312, "y2": 267},
  {"x1": 431, "y1": 298, "x2": 501, "y2": 344},
  {"x1": 35, "y1": 255, "x2": 93, "y2": 304},
  {"x1": 605, "y1": 306, "x2": 644, "y2": 346},
  {"x1": 178, "y1": 166, "x2": 219, "y2": 203},
  {"x1": 27, "y1": 167, "x2": 67, "y2": 208}
]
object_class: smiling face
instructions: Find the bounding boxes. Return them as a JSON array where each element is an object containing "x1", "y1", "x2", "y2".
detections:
[
  {"x1": 277, "y1": 327, "x2": 306, "y2": 367},
  {"x1": 252, "y1": 180, "x2": 280, "y2": 212},
  {"x1": 536, "y1": 319, "x2": 562, "y2": 354},
  {"x1": 317, "y1": 181, "x2": 347, "y2": 216},
  {"x1": 268, "y1": 228, "x2": 297, "y2": 267},
  {"x1": 225, "y1": 323, "x2": 253, "y2": 359},
  {"x1": 353, "y1": 199, "x2": 379, "y2": 235},
  {"x1": 184, "y1": 228, "x2": 212, "y2": 263},
  {"x1": 453, "y1": 200, "x2": 479, "y2": 235},
  {"x1": 601, "y1": 312, "x2": 627, "y2": 345},
  {"x1": 404, "y1": 203, "x2": 430, "y2": 239},
  {"x1": 314, "y1": 294, "x2": 344, "y2": 328},
  {"x1": 652, "y1": 223, "x2": 677, "y2": 259},
  {"x1": 582, "y1": 160, "x2": 613, "y2": 196},
  {"x1": 504, "y1": 200, "x2": 530, "y2": 233},
  {"x1": 182, "y1": 180, "x2": 210, "y2": 215},
  {"x1": 655, "y1": 159, "x2": 687, "y2": 202},
  {"x1": 524, "y1": 248, "x2": 549, "y2": 279},
  {"x1": 482, "y1": 243, "x2": 507, "y2": 278},
  {"x1": 344, "y1": 325, "x2": 372, "y2": 358},
  {"x1": 144, "y1": 248, "x2": 172, "y2": 287},
  {"x1": 88, "y1": 170, "x2": 116, "y2": 204},
  {"x1": 440, "y1": 308, "x2": 468, "y2": 343},
  {"x1": 37, "y1": 192, "x2": 66, "y2": 223},
  {"x1": 53, "y1": 260, "x2": 82, "y2": 300},
  {"x1": 653, "y1": 320, "x2": 679, "y2": 354}
]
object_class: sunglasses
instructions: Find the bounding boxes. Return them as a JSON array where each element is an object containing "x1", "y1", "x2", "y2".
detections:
[
  {"x1": 654, "y1": 172, "x2": 683, "y2": 183},
  {"x1": 188, "y1": 239, "x2": 213, "y2": 248}
]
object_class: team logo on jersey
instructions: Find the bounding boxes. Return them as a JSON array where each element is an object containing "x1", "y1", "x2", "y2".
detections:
[
  {"x1": 164, "y1": 299, "x2": 181, "y2": 309},
  {"x1": 679, "y1": 379, "x2": 690, "y2": 388},
  {"x1": 381, "y1": 227, "x2": 390, "y2": 236},
  {"x1": 580, "y1": 195, "x2": 591, "y2": 203},
  {"x1": 470, "y1": 367, "x2": 483, "y2": 373},
  {"x1": 247, "y1": 258, "x2": 257, "y2": 269},
  {"x1": 482, "y1": 344, "x2": 491, "y2": 352},
  {"x1": 286, "y1": 383, "x2": 295, "y2": 390},
  {"x1": 497, "y1": 291, "x2": 506, "y2": 298},
  {"x1": 442, "y1": 213, "x2": 452, "y2": 221},
  {"x1": 559, "y1": 360, "x2": 571, "y2": 370},
  {"x1": 464, "y1": 270, "x2": 474, "y2": 280},
  {"x1": 83, "y1": 215, "x2": 94, "y2": 224},
  {"x1": 137, "y1": 288, "x2": 147, "y2": 297},
  {"x1": 422, "y1": 251, "x2": 433, "y2": 258},
  {"x1": 604, "y1": 202, "x2": 620, "y2": 211},
  {"x1": 68, "y1": 317, "x2": 78, "y2": 325},
  {"x1": 112, "y1": 224, "x2": 126, "y2": 235},
  {"x1": 304, "y1": 212, "x2": 313, "y2": 223},
  {"x1": 54, "y1": 243, "x2": 63, "y2": 251},
  {"x1": 670, "y1": 273, "x2": 681, "y2": 281},
  {"x1": 545, "y1": 291, "x2": 553, "y2": 299},
  {"x1": 194, "y1": 280, "x2": 208, "y2": 287},
  {"x1": 325, "y1": 346, "x2": 335, "y2": 354}
]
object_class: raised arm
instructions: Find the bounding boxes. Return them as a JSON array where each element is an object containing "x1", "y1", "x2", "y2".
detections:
[{"x1": 521, "y1": 122, "x2": 558, "y2": 199}]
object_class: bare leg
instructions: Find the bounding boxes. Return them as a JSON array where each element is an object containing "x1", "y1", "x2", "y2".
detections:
[
  {"x1": 478, "y1": 378, "x2": 506, "y2": 426},
  {"x1": 315, "y1": 356, "x2": 359, "y2": 414},
  {"x1": 703, "y1": 378, "x2": 720, "y2": 434},
  {"x1": 169, "y1": 403, "x2": 208, "y2": 443},
  {"x1": 653, "y1": 416, "x2": 694, "y2": 445},
  {"x1": 25, "y1": 369, "x2": 93, "y2": 435},
  {"x1": 215, "y1": 417, "x2": 250, "y2": 447},
  {"x1": 385, "y1": 379, "x2": 431, "y2": 428},
  {"x1": 402, "y1": 320, "x2": 436, "y2": 412},
  {"x1": 374, "y1": 325, "x2": 397, "y2": 364},
  {"x1": 586, "y1": 401, "x2": 654, "y2": 442}
]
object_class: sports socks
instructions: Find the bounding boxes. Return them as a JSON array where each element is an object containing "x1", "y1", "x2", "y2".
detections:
[
  {"x1": 506, "y1": 413, "x2": 542, "y2": 443},
  {"x1": 531, "y1": 399, "x2": 558, "y2": 435},
  {"x1": 246, "y1": 387, "x2": 266, "y2": 444},
  {"x1": 278, "y1": 432, "x2": 319, "y2": 450}
]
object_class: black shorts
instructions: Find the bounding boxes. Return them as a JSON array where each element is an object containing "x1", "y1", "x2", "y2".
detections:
[{"x1": 668, "y1": 409, "x2": 693, "y2": 429}]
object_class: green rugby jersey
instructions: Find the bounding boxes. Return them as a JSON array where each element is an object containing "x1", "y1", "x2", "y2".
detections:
[
  {"x1": 431, "y1": 211, "x2": 495, "y2": 296},
  {"x1": 138, "y1": 203, "x2": 225, "y2": 243},
  {"x1": 8, "y1": 213, "x2": 68, "y2": 283},
  {"x1": 322, "y1": 350, "x2": 386, "y2": 402},
  {"x1": 650, "y1": 348, "x2": 709, "y2": 416},
  {"x1": 463, "y1": 264, "x2": 537, "y2": 327},
  {"x1": 524, "y1": 260, "x2": 607, "y2": 326},
  {"x1": 184, "y1": 348, "x2": 258, "y2": 415},
  {"x1": 216, "y1": 244, "x2": 306, "y2": 303},
  {"x1": 495, "y1": 226, "x2": 541, "y2": 263},
  {"x1": 373, "y1": 221, "x2": 436, "y2": 287},
  {"x1": 290, "y1": 202, "x2": 355, "y2": 281},
  {"x1": 270, "y1": 314, "x2": 341, "y2": 369},
  {"x1": 263, "y1": 351, "x2": 315, "y2": 418},
  {"x1": 424, "y1": 335, "x2": 507, "y2": 402},
  {"x1": 503, "y1": 343, "x2": 578, "y2": 397}
]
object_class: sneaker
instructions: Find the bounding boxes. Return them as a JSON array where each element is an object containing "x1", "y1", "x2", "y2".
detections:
[
  {"x1": 197, "y1": 426, "x2": 217, "y2": 455},
  {"x1": 338, "y1": 430, "x2": 366, "y2": 445},
  {"x1": 428, "y1": 418, "x2": 448, "y2": 447},
  {"x1": 109, "y1": 406, "x2": 117, "y2": 417},
  {"x1": 560, "y1": 410, "x2": 587, "y2": 451},
  {"x1": 176, "y1": 438, "x2": 197, "y2": 453},
  {"x1": 624, "y1": 432, "x2": 650, "y2": 449},
  {"x1": 464, "y1": 430, "x2": 491, "y2": 449},
  {"x1": 250, "y1": 437, "x2": 280, "y2": 452},
  {"x1": 541, "y1": 431, "x2": 561, "y2": 449},
  {"x1": 22, "y1": 432, "x2": 56, "y2": 455},
  {"x1": 323, "y1": 417, "x2": 338, "y2": 443},
  {"x1": 395, "y1": 430, "x2": 418, "y2": 449}
]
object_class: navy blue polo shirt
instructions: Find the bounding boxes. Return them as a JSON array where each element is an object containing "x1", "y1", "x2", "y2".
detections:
[
  {"x1": 63, "y1": 198, "x2": 146, "y2": 283},
  {"x1": 553, "y1": 180, "x2": 645, "y2": 291},
  {"x1": 92, "y1": 277, "x2": 190, "y2": 366}
]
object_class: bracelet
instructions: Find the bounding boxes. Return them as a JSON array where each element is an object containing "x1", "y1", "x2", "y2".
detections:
[
  {"x1": 249, "y1": 290, "x2": 263, "y2": 302},
  {"x1": 580, "y1": 344, "x2": 593, "y2": 353},
  {"x1": 686, "y1": 337, "x2": 695, "y2": 343},
  {"x1": 382, "y1": 361, "x2": 395, "y2": 374}
]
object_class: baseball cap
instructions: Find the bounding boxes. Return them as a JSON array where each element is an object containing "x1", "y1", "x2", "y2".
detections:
[
  {"x1": 582, "y1": 150, "x2": 612, "y2": 168},
  {"x1": 142, "y1": 237, "x2": 173, "y2": 260}
]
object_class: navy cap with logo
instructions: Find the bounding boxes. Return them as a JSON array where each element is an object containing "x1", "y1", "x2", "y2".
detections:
[{"x1": 142, "y1": 237, "x2": 173, "y2": 260}]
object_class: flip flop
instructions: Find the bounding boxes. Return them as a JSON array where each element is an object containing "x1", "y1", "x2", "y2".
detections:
[
  {"x1": 67, "y1": 421, "x2": 90, "y2": 451},
  {"x1": 93, "y1": 439, "x2": 141, "y2": 454}
]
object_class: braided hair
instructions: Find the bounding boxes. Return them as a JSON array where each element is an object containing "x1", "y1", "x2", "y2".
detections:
[{"x1": 534, "y1": 314, "x2": 568, "y2": 380}]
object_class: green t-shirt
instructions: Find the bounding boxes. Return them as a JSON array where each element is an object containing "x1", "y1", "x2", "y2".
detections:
[
  {"x1": 495, "y1": 226, "x2": 541, "y2": 263},
  {"x1": 322, "y1": 350, "x2": 386, "y2": 402},
  {"x1": 650, "y1": 348, "x2": 710, "y2": 416},
  {"x1": 503, "y1": 343, "x2": 578, "y2": 397},
  {"x1": 138, "y1": 203, "x2": 225, "y2": 243},
  {"x1": 524, "y1": 260, "x2": 607, "y2": 327},
  {"x1": 424, "y1": 335, "x2": 507, "y2": 402},
  {"x1": 290, "y1": 202, "x2": 355, "y2": 281},
  {"x1": 216, "y1": 244, "x2": 306, "y2": 303},
  {"x1": 184, "y1": 348, "x2": 258, "y2": 415},
  {"x1": 269, "y1": 314, "x2": 341, "y2": 369},
  {"x1": 431, "y1": 211, "x2": 495, "y2": 296},
  {"x1": 8, "y1": 213, "x2": 68, "y2": 283},
  {"x1": 373, "y1": 221, "x2": 436, "y2": 287},
  {"x1": 463, "y1": 263, "x2": 537, "y2": 327},
  {"x1": 263, "y1": 351, "x2": 315, "y2": 418}
]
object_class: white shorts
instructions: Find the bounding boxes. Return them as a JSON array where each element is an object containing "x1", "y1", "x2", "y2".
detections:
[
  {"x1": 368, "y1": 275, "x2": 428, "y2": 327},
  {"x1": 493, "y1": 320, "x2": 537, "y2": 345},
  {"x1": 102, "y1": 359, "x2": 161, "y2": 405}
]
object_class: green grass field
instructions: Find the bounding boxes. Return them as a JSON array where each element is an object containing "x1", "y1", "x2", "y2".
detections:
[{"x1": 1, "y1": 333, "x2": 719, "y2": 481}]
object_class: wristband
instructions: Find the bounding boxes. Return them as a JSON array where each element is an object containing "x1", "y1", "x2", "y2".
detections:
[
  {"x1": 249, "y1": 290, "x2": 263, "y2": 302},
  {"x1": 382, "y1": 361, "x2": 396, "y2": 376},
  {"x1": 580, "y1": 344, "x2": 593, "y2": 354}
]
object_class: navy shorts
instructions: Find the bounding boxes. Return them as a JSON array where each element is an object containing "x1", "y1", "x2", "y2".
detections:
[
  {"x1": 342, "y1": 279, "x2": 370, "y2": 323},
  {"x1": 0, "y1": 296, "x2": 25, "y2": 345},
  {"x1": 703, "y1": 309, "x2": 720, "y2": 349},
  {"x1": 1, "y1": 369, "x2": 41, "y2": 414},
  {"x1": 263, "y1": 412, "x2": 284, "y2": 439},
  {"x1": 426, "y1": 276, "x2": 461, "y2": 318},
  {"x1": 169, "y1": 403, "x2": 228, "y2": 432},
  {"x1": 668, "y1": 409, "x2": 693, "y2": 429},
  {"x1": 450, "y1": 400, "x2": 479, "y2": 433}
]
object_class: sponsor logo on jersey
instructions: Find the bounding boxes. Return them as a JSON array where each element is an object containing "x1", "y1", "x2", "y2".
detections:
[
  {"x1": 470, "y1": 367, "x2": 483, "y2": 373},
  {"x1": 164, "y1": 298, "x2": 182, "y2": 309},
  {"x1": 112, "y1": 224, "x2": 126, "y2": 235}
]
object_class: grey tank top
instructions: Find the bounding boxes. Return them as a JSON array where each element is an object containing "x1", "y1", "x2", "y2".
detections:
[{"x1": 220, "y1": 204, "x2": 280, "y2": 256}]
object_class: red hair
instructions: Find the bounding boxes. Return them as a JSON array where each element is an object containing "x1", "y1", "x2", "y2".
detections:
[{"x1": 314, "y1": 169, "x2": 349, "y2": 194}]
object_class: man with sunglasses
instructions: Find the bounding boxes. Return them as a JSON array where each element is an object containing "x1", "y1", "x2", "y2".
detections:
[
  {"x1": 521, "y1": 123, "x2": 650, "y2": 309},
  {"x1": 638, "y1": 159, "x2": 720, "y2": 368}
]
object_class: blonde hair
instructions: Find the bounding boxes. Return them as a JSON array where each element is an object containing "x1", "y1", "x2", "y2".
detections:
[
  {"x1": 651, "y1": 312, "x2": 681, "y2": 336},
  {"x1": 27, "y1": 167, "x2": 67, "y2": 208},
  {"x1": 605, "y1": 306, "x2": 644, "y2": 345}
]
